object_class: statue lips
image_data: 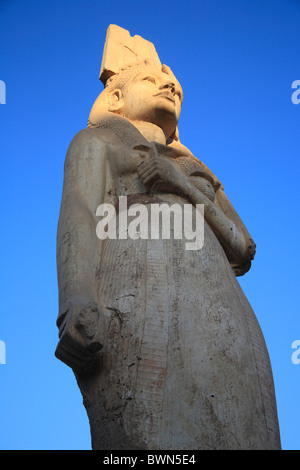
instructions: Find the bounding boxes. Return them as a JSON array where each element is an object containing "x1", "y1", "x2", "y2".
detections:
[{"x1": 154, "y1": 91, "x2": 175, "y2": 103}]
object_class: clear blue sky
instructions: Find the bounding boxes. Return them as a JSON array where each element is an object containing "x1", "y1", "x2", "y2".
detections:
[{"x1": 1, "y1": 0, "x2": 299, "y2": 450}]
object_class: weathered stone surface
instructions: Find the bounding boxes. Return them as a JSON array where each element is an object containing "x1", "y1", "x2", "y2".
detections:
[{"x1": 55, "y1": 25, "x2": 281, "y2": 450}]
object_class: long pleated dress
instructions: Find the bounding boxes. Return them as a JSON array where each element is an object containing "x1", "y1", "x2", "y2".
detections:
[{"x1": 59, "y1": 115, "x2": 281, "y2": 450}]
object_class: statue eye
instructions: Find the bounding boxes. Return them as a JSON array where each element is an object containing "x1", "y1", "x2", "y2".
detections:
[{"x1": 143, "y1": 76, "x2": 156, "y2": 84}]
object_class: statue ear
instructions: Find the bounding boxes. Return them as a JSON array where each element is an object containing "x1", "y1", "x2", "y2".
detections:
[{"x1": 108, "y1": 89, "x2": 124, "y2": 113}]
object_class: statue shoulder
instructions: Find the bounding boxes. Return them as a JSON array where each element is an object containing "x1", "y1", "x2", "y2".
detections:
[
  {"x1": 67, "y1": 127, "x2": 115, "y2": 154},
  {"x1": 64, "y1": 126, "x2": 120, "y2": 171},
  {"x1": 62, "y1": 129, "x2": 111, "y2": 185}
]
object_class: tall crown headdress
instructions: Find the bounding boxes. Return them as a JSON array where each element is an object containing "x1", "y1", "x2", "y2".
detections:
[{"x1": 99, "y1": 24, "x2": 163, "y2": 85}]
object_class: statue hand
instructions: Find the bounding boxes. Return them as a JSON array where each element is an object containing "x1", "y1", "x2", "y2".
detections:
[
  {"x1": 138, "y1": 156, "x2": 185, "y2": 194},
  {"x1": 55, "y1": 302, "x2": 104, "y2": 374}
]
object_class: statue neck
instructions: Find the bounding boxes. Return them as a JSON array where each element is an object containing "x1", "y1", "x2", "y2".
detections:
[{"x1": 129, "y1": 121, "x2": 167, "y2": 145}]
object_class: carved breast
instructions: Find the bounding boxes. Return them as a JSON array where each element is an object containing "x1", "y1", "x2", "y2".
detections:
[
  {"x1": 174, "y1": 156, "x2": 216, "y2": 202},
  {"x1": 189, "y1": 175, "x2": 215, "y2": 202}
]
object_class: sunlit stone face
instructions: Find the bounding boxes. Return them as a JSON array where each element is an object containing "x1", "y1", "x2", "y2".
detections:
[{"x1": 120, "y1": 68, "x2": 183, "y2": 138}]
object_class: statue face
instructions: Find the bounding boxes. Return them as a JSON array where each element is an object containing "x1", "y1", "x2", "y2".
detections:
[{"x1": 116, "y1": 68, "x2": 183, "y2": 138}]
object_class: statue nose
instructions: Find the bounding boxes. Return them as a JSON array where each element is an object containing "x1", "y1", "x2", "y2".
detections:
[{"x1": 160, "y1": 81, "x2": 176, "y2": 94}]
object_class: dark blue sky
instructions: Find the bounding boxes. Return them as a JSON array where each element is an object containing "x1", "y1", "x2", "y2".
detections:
[{"x1": 1, "y1": 0, "x2": 300, "y2": 449}]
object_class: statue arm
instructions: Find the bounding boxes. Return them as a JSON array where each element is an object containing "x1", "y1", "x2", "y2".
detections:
[
  {"x1": 55, "y1": 129, "x2": 107, "y2": 371},
  {"x1": 213, "y1": 188, "x2": 256, "y2": 275},
  {"x1": 178, "y1": 180, "x2": 255, "y2": 274},
  {"x1": 138, "y1": 155, "x2": 255, "y2": 275}
]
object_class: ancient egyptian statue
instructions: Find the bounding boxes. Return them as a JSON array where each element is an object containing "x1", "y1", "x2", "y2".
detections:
[{"x1": 55, "y1": 25, "x2": 281, "y2": 450}]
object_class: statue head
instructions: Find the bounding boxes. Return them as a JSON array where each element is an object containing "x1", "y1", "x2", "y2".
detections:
[
  {"x1": 87, "y1": 26, "x2": 183, "y2": 142},
  {"x1": 88, "y1": 60, "x2": 183, "y2": 140}
]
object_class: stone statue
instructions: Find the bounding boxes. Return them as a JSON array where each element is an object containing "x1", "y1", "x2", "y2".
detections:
[{"x1": 55, "y1": 25, "x2": 281, "y2": 450}]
